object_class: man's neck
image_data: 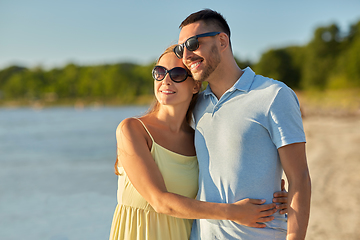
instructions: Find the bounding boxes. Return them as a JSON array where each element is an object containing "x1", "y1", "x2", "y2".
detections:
[{"x1": 207, "y1": 61, "x2": 243, "y2": 100}]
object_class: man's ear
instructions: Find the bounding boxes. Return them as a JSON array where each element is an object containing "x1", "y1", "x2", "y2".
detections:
[{"x1": 218, "y1": 32, "x2": 229, "y2": 51}]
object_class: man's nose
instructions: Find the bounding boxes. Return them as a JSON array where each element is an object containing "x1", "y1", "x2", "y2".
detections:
[{"x1": 182, "y1": 47, "x2": 194, "y2": 61}]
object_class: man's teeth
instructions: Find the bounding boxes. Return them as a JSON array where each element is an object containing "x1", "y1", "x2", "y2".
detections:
[{"x1": 191, "y1": 62, "x2": 200, "y2": 69}]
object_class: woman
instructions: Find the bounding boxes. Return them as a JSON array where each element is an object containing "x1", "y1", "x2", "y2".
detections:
[{"x1": 109, "y1": 45, "x2": 288, "y2": 240}]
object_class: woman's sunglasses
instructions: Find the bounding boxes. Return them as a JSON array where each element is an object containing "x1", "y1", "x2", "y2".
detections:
[
  {"x1": 152, "y1": 66, "x2": 192, "y2": 83},
  {"x1": 173, "y1": 32, "x2": 221, "y2": 59}
]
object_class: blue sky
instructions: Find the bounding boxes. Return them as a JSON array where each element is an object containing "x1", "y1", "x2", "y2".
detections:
[{"x1": 1, "y1": 0, "x2": 360, "y2": 69}]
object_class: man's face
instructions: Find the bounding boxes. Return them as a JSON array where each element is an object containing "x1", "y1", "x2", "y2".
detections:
[{"x1": 178, "y1": 21, "x2": 221, "y2": 82}]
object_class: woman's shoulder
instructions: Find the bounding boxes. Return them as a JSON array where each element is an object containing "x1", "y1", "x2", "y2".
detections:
[
  {"x1": 118, "y1": 117, "x2": 140, "y2": 127},
  {"x1": 116, "y1": 117, "x2": 145, "y2": 139},
  {"x1": 116, "y1": 116, "x2": 153, "y2": 150}
]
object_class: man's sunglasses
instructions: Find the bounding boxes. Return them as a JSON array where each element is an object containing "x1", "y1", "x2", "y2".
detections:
[
  {"x1": 152, "y1": 66, "x2": 192, "y2": 83},
  {"x1": 173, "y1": 32, "x2": 221, "y2": 59}
]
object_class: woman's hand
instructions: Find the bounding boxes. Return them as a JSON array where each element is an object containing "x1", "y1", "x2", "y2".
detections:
[
  {"x1": 228, "y1": 198, "x2": 277, "y2": 228},
  {"x1": 273, "y1": 179, "x2": 288, "y2": 215}
]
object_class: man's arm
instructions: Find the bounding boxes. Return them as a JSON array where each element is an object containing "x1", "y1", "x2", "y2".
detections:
[{"x1": 278, "y1": 142, "x2": 311, "y2": 240}]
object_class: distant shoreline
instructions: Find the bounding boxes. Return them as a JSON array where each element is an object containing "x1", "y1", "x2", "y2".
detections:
[
  {"x1": 0, "y1": 95, "x2": 154, "y2": 110},
  {"x1": 1, "y1": 90, "x2": 360, "y2": 118}
]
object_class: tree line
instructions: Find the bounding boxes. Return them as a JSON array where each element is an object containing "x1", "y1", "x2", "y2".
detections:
[
  {"x1": 254, "y1": 20, "x2": 360, "y2": 90},
  {"x1": 1, "y1": 20, "x2": 359, "y2": 104}
]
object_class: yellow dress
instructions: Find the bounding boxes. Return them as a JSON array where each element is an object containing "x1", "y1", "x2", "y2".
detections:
[{"x1": 109, "y1": 119, "x2": 199, "y2": 240}]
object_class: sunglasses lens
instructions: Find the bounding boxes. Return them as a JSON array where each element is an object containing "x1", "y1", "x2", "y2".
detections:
[
  {"x1": 186, "y1": 37, "x2": 199, "y2": 51},
  {"x1": 174, "y1": 37, "x2": 200, "y2": 59},
  {"x1": 153, "y1": 66, "x2": 166, "y2": 81},
  {"x1": 174, "y1": 45, "x2": 183, "y2": 59},
  {"x1": 169, "y1": 67, "x2": 188, "y2": 82}
]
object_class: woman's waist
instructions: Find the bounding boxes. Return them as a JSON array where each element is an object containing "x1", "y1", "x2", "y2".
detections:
[
  {"x1": 118, "y1": 201, "x2": 156, "y2": 212},
  {"x1": 117, "y1": 188, "x2": 154, "y2": 211}
]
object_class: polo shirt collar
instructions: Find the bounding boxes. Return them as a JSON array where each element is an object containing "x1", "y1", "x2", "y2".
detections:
[
  {"x1": 203, "y1": 84, "x2": 213, "y2": 96},
  {"x1": 203, "y1": 67, "x2": 255, "y2": 96}
]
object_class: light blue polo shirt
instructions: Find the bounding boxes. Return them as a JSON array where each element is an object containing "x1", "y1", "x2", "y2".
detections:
[{"x1": 190, "y1": 67, "x2": 306, "y2": 240}]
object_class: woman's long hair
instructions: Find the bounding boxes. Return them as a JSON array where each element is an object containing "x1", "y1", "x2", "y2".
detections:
[{"x1": 114, "y1": 45, "x2": 199, "y2": 175}]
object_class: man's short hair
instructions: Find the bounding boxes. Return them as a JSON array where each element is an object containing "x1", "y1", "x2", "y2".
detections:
[{"x1": 179, "y1": 9, "x2": 231, "y2": 47}]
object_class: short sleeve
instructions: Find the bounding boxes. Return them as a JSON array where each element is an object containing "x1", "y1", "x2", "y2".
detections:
[{"x1": 267, "y1": 85, "x2": 306, "y2": 149}]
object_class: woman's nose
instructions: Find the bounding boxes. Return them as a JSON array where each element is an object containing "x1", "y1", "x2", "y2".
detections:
[{"x1": 162, "y1": 73, "x2": 172, "y2": 85}]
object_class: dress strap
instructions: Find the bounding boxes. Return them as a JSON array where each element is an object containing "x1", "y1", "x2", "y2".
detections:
[{"x1": 132, "y1": 117, "x2": 154, "y2": 142}]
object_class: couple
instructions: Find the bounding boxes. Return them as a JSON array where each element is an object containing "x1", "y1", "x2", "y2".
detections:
[{"x1": 109, "y1": 9, "x2": 311, "y2": 240}]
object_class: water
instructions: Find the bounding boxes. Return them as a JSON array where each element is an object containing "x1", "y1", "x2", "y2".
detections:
[{"x1": 0, "y1": 106, "x2": 148, "y2": 240}]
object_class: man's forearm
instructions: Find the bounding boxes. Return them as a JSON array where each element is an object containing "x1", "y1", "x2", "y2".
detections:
[{"x1": 286, "y1": 173, "x2": 311, "y2": 240}]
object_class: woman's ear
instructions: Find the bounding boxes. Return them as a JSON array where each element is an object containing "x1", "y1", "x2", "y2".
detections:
[{"x1": 192, "y1": 81, "x2": 202, "y2": 94}]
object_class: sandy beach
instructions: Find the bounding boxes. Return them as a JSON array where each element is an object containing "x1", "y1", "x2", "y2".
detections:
[{"x1": 302, "y1": 115, "x2": 360, "y2": 240}]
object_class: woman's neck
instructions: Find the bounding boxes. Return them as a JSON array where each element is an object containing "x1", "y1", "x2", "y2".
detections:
[{"x1": 154, "y1": 105, "x2": 189, "y2": 133}]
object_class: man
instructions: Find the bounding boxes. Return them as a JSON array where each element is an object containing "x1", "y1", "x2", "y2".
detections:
[{"x1": 174, "y1": 9, "x2": 311, "y2": 240}]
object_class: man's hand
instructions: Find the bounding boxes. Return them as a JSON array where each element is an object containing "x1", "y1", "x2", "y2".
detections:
[
  {"x1": 273, "y1": 179, "x2": 288, "y2": 215},
  {"x1": 229, "y1": 198, "x2": 277, "y2": 228}
]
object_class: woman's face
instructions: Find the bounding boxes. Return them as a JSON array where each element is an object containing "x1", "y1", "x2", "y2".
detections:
[{"x1": 154, "y1": 53, "x2": 200, "y2": 107}]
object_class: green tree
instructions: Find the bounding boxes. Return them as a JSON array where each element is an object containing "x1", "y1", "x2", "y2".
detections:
[
  {"x1": 254, "y1": 47, "x2": 303, "y2": 89},
  {"x1": 55, "y1": 63, "x2": 80, "y2": 98},
  {"x1": 336, "y1": 21, "x2": 360, "y2": 88},
  {"x1": 0, "y1": 66, "x2": 27, "y2": 88},
  {"x1": 302, "y1": 24, "x2": 342, "y2": 89},
  {"x1": 2, "y1": 72, "x2": 27, "y2": 99}
]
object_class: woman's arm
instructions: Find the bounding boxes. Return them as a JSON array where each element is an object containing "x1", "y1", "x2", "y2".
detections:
[
  {"x1": 117, "y1": 118, "x2": 278, "y2": 228},
  {"x1": 273, "y1": 179, "x2": 289, "y2": 215}
]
